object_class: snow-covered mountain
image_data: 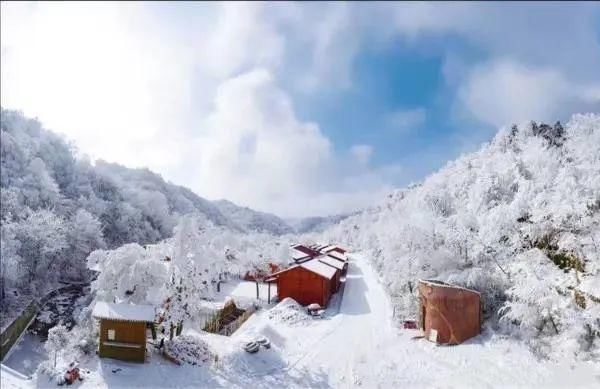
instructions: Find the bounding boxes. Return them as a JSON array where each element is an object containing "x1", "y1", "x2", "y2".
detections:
[
  {"x1": 0, "y1": 109, "x2": 296, "y2": 312},
  {"x1": 323, "y1": 114, "x2": 600, "y2": 359},
  {"x1": 286, "y1": 214, "x2": 351, "y2": 234},
  {"x1": 212, "y1": 199, "x2": 293, "y2": 235}
]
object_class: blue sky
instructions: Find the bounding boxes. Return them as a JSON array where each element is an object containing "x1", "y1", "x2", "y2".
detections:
[{"x1": 2, "y1": 2, "x2": 600, "y2": 217}]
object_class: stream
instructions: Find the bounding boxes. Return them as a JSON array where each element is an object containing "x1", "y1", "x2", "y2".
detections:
[{"x1": 3, "y1": 284, "x2": 91, "y2": 376}]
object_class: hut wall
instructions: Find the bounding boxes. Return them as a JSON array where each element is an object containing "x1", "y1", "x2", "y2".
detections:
[
  {"x1": 99, "y1": 319, "x2": 147, "y2": 362},
  {"x1": 418, "y1": 281, "x2": 481, "y2": 345},
  {"x1": 331, "y1": 271, "x2": 341, "y2": 293},
  {"x1": 277, "y1": 267, "x2": 331, "y2": 307}
]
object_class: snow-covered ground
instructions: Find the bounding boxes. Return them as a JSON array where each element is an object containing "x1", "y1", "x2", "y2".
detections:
[
  {"x1": 3, "y1": 333, "x2": 47, "y2": 377},
  {"x1": 3, "y1": 253, "x2": 599, "y2": 388},
  {"x1": 213, "y1": 280, "x2": 277, "y2": 305}
]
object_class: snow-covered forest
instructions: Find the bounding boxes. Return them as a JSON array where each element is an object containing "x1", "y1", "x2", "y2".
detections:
[
  {"x1": 0, "y1": 108, "x2": 304, "y2": 325},
  {"x1": 321, "y1": 114, "x2": 600, "y2": 359},
  {"x1": 2, "y1": 109, "x2": 599, "y2": 382}
]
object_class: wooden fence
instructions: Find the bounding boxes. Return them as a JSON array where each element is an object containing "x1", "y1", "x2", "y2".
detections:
[
  {"x1": 202, "y1": 300, "x2": 257, "y2": 336},
  {"x1": 0, "y1": 300, "x2": 38, "y2": 361}
]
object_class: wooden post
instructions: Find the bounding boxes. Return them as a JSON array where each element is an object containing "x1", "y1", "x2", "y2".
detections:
[
  {"x1": 268, "y1": 282, "x2": 271, "y2": 304},
  {"x1": 256, "y1": 281, "x2": 259, "y2": 300}
]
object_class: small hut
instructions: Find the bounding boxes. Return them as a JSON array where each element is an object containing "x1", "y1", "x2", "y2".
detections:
[
  {"x1": 92, "y1": 302, "x2": 155, "y2": 363},
  {"x1": 418, "y1": 280, "x2": 481, "y2": 345},
  {"x1": 266, "y1": 259, "x2": 338, "y2": 307}
]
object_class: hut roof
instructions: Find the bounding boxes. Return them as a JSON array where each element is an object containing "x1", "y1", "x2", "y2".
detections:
[
  {"x1": 301, "y1": 259, "x2": 337, "y2": 279},
  {"x1": 317, "y1": 255, "x2": 345, "y2": 270},
  {"x1": 92, "y1": 302, "x2": 155, "y2": 323},
  {"x1": 318, "y1": 245, "x2": 336, "y2": 252},
  {"x1": 267, "y1": 258, "x2": 337, "y2": 281},
  {"x1": 292, "y1": 251, "x2": 311, "y2": 261},
  {"x1": 326, "y1": 251, "x2": 347, "y2": 262},
  {"x1": 291, "y1": 244, "x2": 319, "y2": 257},
  {"x1": 418, "y1": 279, "x2": 481, "y2": 295},
  {"x1": 320, "y1": 244, "x2": 347, "y2": 253}
]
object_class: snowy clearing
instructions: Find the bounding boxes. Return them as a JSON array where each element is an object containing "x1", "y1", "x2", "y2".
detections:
[
  {"x1": 213, "y1": 280, "x2": 277, "y2": 305},
  {"x1": 3, "y1": 253, "x2": 599, "y2": 388}
]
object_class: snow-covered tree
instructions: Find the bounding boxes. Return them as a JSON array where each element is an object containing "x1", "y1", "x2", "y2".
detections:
[
  {"x1": 324, "y1": 114, "x2": 600, "y2": 359},
  {"x1": 64, "y1": 210, "x2": 105, "y2": 281},
  {"x1": 45, "y1": 324, "x2": 70, "y2": 372},
  {"x1": 12, "y1": 209, "x2": 67, "y2": 287}
]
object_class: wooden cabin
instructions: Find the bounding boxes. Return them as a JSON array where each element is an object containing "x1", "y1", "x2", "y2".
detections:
[
  {"x1": 418, "y1": 280, "x2": 481, "y2": 345},
  {"x1": 266, "y1": 259, "x2": 338, "y2": 307},
  {"x1": 92, "y1": 302, "x2": 155, "y2": 363}
]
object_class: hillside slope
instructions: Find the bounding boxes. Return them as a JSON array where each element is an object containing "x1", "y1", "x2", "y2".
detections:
[
  {"x1": 213, "y1": 199, "x2": 294, "y2": 235},
  {"x1": 323, "y1": 114, "x2": 600, "y2": 359},
  {"x1": 0, "y1": 109, "x2": 293, "y2": 318}
]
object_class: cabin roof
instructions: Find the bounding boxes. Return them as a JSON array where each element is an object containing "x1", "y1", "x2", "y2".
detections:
[
  {"x1": 418, "y1": 279, "x2": 481, "y2": 295},
  {"x1": 317, "y1": 255, "x2": 345, "y2": 270},
  {"x1": 291, "y1": 244, "x2": 319, "y2": 256},
  {"x1": 291, "y1": 251, "x2": 311, "y2": 261},
  {"x1": 326, "y1": 251, "x2": 347, "y2": 262},
  {"x1": 267, "y1": 258, "x2": 337, "y2": 281},
  {"x1": 321, "y1": 244, "x2": 347, "y2": 253},
  {"x1": 92, "y1": 301, "x2": 155, "y2": 322},
  {"x1": 301, "y1": 259, "x2": 337, "y2": 279}
]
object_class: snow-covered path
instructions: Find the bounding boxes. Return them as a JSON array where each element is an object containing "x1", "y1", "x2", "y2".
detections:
[{"x1": 291, "y1": 252, "x2": 396, "y2": 385}]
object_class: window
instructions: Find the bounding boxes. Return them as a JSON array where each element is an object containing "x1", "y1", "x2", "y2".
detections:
[{"x1": 107, "y1": 329, "x2": 116, "y2": 340}]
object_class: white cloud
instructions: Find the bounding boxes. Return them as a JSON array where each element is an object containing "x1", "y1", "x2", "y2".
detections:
[
  {"x1": 459, "y1": 60, "x2": 600, "y2": 127},
  {"x1": 0, "y1": 2, "x2": 196, "y2": 171},
  {"x1": 181, "y1": 69, "x2": 395, "y2": 217},
  {"x1": 198, "y1": 3, "x2": 284, "y2": 81},
  {"x1": 385, "y1": 108, "x2": 426, "y2": 134},
  {"x1": 350, "y1": 145, "x2": 373, "y2": 166},
  {"x1": 2, "y1": 2, "x2": 599, "y2": 218},
  {"x1": 187, "y1": 68, "x2": 333, "y2": 213}
]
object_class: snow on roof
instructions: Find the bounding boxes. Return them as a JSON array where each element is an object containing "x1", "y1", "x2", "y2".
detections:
[
  {"x1": 291, "y1": 244, "x2": 319, "y2": 256},
  {"x1": 321, "y1": 244, "x2": 347, "y2": 253},
  {"x1": 418, "y1": 279, "x2": 481, "y2": 295},
  {"x1": 317, "y1": 255, "x2": 345, "y2": 270},
  {"x1": 301, "y1": 259, "x2": 337, "y2": 279},
  {"x1": 92, "y1": 301, "x2": 155, "y2": 322},
  {"x1": 292, "y1": 251, "x2": 311, "y2": 260},
  {"x1": 293, "y1": 256, "x2": 312, "y2": 264},
  {"x1": 319, "y1": 245, "x2": 338, "y2": 253},
  {"x1": 327, "y1": 251, "x2": 347, "y2": 262},
  {"x1": 267, "y1": 264, "x2": 300, "y2": 279}
]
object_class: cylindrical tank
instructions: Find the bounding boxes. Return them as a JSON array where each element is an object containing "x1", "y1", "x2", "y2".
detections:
[{"x1": 418, "y1": 279, "x2": 481, "y2": 345}]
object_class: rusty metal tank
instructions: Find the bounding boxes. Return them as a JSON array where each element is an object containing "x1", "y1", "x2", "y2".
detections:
[{"x1": 418, "y1": 279, "x2": 481, "y2": 345}]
